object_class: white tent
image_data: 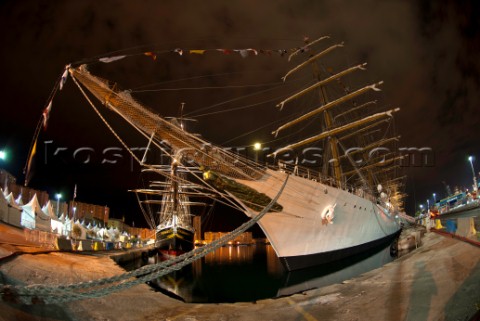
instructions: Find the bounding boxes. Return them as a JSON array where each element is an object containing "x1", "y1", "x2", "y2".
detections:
[
  {"x1": 106, "y1": 226, "x2": 119, "y2": 241},
  {"x1": 0, "y1": 192, "x2": 22, "y2": 227},
  {"x1": 97, "y1": 227, "x2": 106, "y2": 240},
  {"x1": 71, "y1": 222, "x2": 87, "y2": 239},
  {"x1": 15, "y1": 194, "x2": 23, "y2": 206},
  {"x1": 43, "y1": 201, "x2": 64, "y2": 234},
  {"x1": 21, "y1": 194, "x2": 51, "y2": 231},
  {"x1": 5, "y1": 193, "x2": 18, "y2": 207},
  {"x1": 42, "y1": 201, "x2": 56, "y2": 219},
  {"x1": 63, "y1": 216, "x2": 72, "y2": 236},
  {"x1": 0, "y1": 189, "x2": 8, "y2": 222},
  {"x1": 51, "y1": 218, "x2": 64, "y2": 234}
]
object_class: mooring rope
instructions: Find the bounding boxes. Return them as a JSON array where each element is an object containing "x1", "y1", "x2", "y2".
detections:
[{"x1": 1, "y1": 175, "x2": 289, "y2": 305}]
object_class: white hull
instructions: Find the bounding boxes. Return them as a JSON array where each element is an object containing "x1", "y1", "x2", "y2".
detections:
[{"x1": 237, "y1": 169, "x2": 401, "y2": 270}]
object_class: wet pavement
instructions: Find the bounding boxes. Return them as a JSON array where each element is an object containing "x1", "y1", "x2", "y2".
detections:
[{"x1": 0, "y1": 222, "x2": 479, "y2": 321}]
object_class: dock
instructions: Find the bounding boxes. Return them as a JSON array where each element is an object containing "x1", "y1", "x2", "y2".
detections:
[{"x1": 0, "y1": 222, "x2": 479, "y2": 320}]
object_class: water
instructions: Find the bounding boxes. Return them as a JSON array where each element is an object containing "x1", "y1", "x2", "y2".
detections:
[{"x1": 121, "y1": 240, "x2": 397, "y2": 303}]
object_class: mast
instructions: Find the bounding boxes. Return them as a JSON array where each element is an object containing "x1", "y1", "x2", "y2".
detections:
[
  {"x1": 321, "y1": 93, "x2": 343, "y2": 186},
  {"x1": 338, "y1": 136, "x2": 401, "y2": 160},
  {"x1": 272, "y1": 80, "x2": 381, "y2": 136},
  {"x1": 308, "y1": 48, "x2": 341, "y2": 185},
  {"x1": 171, "y1": 159, "x2": 179, "y2": 214},
  {"x1": 341, "y1": 154, "x2": 404, "y2": 177},
  {"x1": 282, "y1": 42, "x2": 345, "y2": 81},
  {"x1": 269, "y1": 108, "x2": 400, "y2": 157},
  {"x1": 274, "y1": 42, "x2": 382, "y2": 186},
  {"x1": 271, "y1": 38, "x2": 402, "y2": 192}
]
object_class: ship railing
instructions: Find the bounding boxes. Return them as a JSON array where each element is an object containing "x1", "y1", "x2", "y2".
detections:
[{"x1": 274, "y1": 161, "x2": 366, "y2": 197}]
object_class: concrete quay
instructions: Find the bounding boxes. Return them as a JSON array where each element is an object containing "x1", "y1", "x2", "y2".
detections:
[{"x1": 0, "y1": 223, "x2": 479, "y2": 321}]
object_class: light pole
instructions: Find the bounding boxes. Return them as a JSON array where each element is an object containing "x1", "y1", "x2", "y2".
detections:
[
  {"x1": 56, "y1": 193, "x2": 62, "y2": 218},
  {"x1": 418, "y1": 204, "x2": 424, "y2": 218},
  {"x1": 468, "y1": 156, "x2": 478, "y2": 192},
  {"x1": 253, "y1": 142, "x2": 262, "y2": 163},
  {"x1": 426, "y1": 199, "x2": 431, "y2": 230},
  {"x1": 0, "y1": 150, "x2": 6, "y2": 189},
  {"x1": 433, "y1": 193, "x2": 436, "y2": 204}
]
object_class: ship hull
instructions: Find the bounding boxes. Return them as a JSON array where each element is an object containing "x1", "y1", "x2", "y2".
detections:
[
  {"x1": 237, "y1": 169, "x2": 402, "y2": 271},
  {"x1": 280, "y1": 228, "x2": 401, "y2": 270},
  {"x1": 155, "y1": 226, "x2": 194, "y2": 258}
]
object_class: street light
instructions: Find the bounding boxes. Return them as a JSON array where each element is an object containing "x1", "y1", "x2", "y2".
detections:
[
  {"x1": 253, "y1": 142, "x2": 262, "y2": 163},
  {"x1": 468, "y1": 156, "x2": 478, "y2": 192},
  {"x1": 0, "y1": 150, "x2": 5, "y2": 161},
  {"x1": 433, "y1": 193, "x2": 436, "y2": 204},
  {"x1": 418, "y1": 204, "x2": 424, "y2": 217},
  {"x1": 56, "y1": 193, "x2": 62, "y2": 218}
]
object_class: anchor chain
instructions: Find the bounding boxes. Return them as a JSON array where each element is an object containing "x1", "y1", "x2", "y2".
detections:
[{"x1": 1, "y1": 175, "x2": 288, "y2": 305}]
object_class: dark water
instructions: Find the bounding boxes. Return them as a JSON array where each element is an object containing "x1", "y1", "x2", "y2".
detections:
[{"x1": 120, "y1": 240, "x2": 397, "y2": 303}]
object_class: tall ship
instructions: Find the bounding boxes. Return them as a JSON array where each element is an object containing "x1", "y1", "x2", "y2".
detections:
[
  {"x1": 66, "y1": 36, "x2": 405, "y2": 270},
  {"x1": 131, "y1": 117, "x2": 212, "y2": 258}
]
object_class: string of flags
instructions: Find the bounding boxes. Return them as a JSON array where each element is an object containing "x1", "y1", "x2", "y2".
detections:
[
  {"x1": 42, "y1": 101, "x2": 52, "y2": 130},
  {"x1": 40, "y1": 44, "x2": 309, "y2": 134},
  {"x1": 97, "y1": 48, "x2": 293, "y2": 64},
  {"x1": 38, "y1": 37, "x2": 326, "y2": 134},
  {"x1": 98, "y1": 40, "x2": 324, "y2": 64},
  {"x1": 25, "y1": 36, "x2": 327, "y2": 187},
  {"x1": 43, "y1": 37, "x2": 326, "y2": 132},
  {"x1": 25, "y1": 63, "x2": 70, "y2": 185},
  {"x1": 41, "y1": 64, "x2": 70, "y2": 131},
  {"x1": 59, "y1": 65, "x2": 70, "y2": 90}
]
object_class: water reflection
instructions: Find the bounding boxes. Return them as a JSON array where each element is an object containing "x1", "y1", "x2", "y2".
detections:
[
  {"x1": 204, "y1": 245, "x2": 255, "y2": 264},
  {"x1": 122, "y1": 240, "x2": 397, "y2": 303}
]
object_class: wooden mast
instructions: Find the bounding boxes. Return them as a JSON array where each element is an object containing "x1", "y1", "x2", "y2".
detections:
[
  {"x1": 312, "y1": 59, "x2": 343, "y2": 185},
  {"x1": 269, "y1": 108, "x2": 400, "y2": 157}
]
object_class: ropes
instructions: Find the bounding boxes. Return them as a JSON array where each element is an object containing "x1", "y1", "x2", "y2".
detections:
[
  {"x1": 69, "y1": 65, "x2": 265, "y2": 181},
  {"x1": 0, "y1": 175, "x2": 289, "y2": 305}
]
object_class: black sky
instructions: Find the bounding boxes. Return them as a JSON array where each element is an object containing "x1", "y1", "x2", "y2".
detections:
[{"x1": 0, "y1": 0, "x2": 479, "y2": 226}]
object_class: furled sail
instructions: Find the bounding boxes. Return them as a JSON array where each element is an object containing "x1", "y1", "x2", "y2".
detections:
[
  {"x1": 268, "y1": 37, "x2": 404, "y2": 208},
  {"x1": 69, "y1": 65, "x2": 263, "y2": 181}
]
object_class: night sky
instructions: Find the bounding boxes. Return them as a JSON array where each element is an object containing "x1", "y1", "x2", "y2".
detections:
[{"x1": 0, "y1": 1, "x2": 479, "y2": 227}]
